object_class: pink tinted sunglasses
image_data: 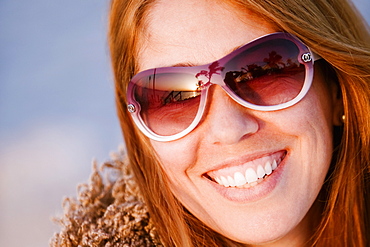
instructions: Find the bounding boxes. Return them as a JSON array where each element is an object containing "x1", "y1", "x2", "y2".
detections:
[{"x1": 127, "y1": 32, "x2": 320, "y2": 141}]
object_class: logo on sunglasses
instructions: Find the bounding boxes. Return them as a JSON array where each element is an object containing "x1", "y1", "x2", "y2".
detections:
[{"x1": 301, "y1": 53, "x2": 312, "y2": 63}]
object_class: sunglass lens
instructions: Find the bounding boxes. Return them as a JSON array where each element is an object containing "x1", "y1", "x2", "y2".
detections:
[
  {"x1": 223, "y1": 38, "x2": 305, "y2": 106},
  {"x1": 133, "y1": 72, "x2": 201, "y2": 136}
]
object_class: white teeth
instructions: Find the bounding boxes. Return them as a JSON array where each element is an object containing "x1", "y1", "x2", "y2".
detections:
[
  {"x1": 245, "y1": 168, "x2": 258, "y2": 183},
  {"x1": 220, "y1": 176, "x2": 229, "y2": 187},
  {"x1": 213, "y1": 157, "x2": 283, "y2": 188},
  {"x1": 264, "y1": 161, "x2": 272, "y2": 175},
  {"x1": 256, "y1": 165, "x2": 265, "y2": 178},
  {"x1": 227, "y1": 176, "x2": 236, "y2": 187},
  {"x1": 234, "y1": 172, "x2": 246, "y2": 186},
  {"x1": 272, "y1": 159, "x2": 277, "y2": 170}
]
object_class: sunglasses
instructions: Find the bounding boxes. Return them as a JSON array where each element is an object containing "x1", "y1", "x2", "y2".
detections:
[{"x1": 127, "y1": 32, "x2": 320, "y2": 141}]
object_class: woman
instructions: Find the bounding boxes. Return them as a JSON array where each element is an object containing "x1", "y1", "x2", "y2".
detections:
[{"x1": 51, "y1": 0, "x2": 370, "y2": 246}]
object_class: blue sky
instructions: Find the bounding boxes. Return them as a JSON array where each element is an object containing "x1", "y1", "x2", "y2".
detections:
[
  {"x1": 0, "y1": 1, "x2": 121, "y2": 246},
  {"x1": 0, "y1": 0, "x2": 369, "y2": 246}
]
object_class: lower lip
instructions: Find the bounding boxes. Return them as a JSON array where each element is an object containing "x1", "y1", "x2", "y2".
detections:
[{"x1": 207, "y1": 156, "x2": 287, "y2": 203}]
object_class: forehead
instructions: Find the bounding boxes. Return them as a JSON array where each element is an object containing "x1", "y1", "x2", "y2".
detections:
[{"x1": 137, "y1": 0, "x2": 276, "y2": 72}]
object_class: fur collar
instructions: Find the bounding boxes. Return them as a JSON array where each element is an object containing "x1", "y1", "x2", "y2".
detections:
[{"x1": 50, "y1": 147, "x2": 163, "y2": 246}]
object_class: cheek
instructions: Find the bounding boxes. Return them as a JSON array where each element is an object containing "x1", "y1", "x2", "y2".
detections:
[
  {"x1": 150, "y1": 138, "x2": 199, "y2": 176},
  {"x1": 274, "y1": 83, "x2": 334, "y2": 193},
  {"x1": 274, "y1": 77, "x2": 334, "y2": 141},
  {"x1": 150, "y1": 139, "x2": 206, "y2": 209}
]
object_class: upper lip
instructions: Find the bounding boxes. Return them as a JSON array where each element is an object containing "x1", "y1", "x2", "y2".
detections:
[{"x1": 202, "y1": 150, "x2": 287, "y2": 178}]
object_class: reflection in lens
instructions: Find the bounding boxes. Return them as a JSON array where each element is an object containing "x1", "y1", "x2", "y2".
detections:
[
  {"x1": 133, "y1": 72, "x2": 201, "y2": 136},
  {"x1": 223, "y1": 39, "x2": 305, "y2": 106}
]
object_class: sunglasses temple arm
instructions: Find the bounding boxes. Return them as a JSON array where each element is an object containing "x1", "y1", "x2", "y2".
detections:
[{"x1": 312, "y1": 51, "x2": 322, "y2": 62}]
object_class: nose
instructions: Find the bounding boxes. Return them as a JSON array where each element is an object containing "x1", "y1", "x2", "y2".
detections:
[{"x1": 202, "y1": 86, "x2": 259, "y2": 145}]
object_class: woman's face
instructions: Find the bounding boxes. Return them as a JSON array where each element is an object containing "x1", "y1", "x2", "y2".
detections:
[{"x1": 137, "y1": 0, "x2": 341, "y2": 245}]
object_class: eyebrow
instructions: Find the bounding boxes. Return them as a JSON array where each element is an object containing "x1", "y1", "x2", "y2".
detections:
[{"x1": 171, "y1": 62, "x2": 197, "y2": 67}]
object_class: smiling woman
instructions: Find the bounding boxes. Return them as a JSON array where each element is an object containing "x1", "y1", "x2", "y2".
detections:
[{"x1": 51, "y1": 0, "x2": 370, "y2": 246}]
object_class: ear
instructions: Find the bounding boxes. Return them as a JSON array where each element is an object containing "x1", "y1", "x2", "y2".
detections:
[{"x1": 331, "y1": 82, "x2": 344, "y2": 126}]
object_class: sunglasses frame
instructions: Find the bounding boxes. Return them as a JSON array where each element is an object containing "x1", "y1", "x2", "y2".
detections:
[{"x1": 127, "y1": 32, "x2": 320, "y2": 142}]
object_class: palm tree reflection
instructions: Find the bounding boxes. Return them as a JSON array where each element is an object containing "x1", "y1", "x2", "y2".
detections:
[{"x1": 195, "y1": 61, "x2": 224, "y2": 87}]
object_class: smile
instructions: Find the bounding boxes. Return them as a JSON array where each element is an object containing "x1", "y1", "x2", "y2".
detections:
[{"x1": 205, "y1": 151, "x2": 287, "y2": 188}]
